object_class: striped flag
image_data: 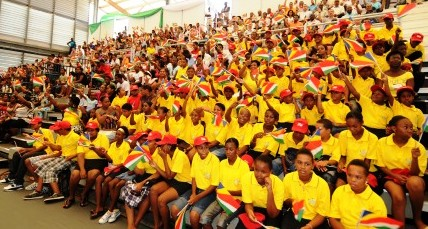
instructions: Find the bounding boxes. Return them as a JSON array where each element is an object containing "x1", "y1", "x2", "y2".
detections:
[
  {"x1": 287, "y1": 49, "x2": 306, "y2": 62},
  {"x1": 389, "y1": 35, "x2": 396, "y2": 45},
  {"x1": 270, "y1": 129, "x2": 286, "y2": 144},
  {"x1": 172, "y1": 100, "x2": 181, "y2": 114},
  {"x1": 236, "y1": 97, "x2": 253, "y2": 110},
  {"x1": 92, "y1": 73, "x2": 105, "y2": 82},
  {"x1": 305, "y1": 77, "x2": 320, "y2": 93},
  {"x1": 33, "y1": 76, "x2": 44, "y2": 87},
  {"x1": 293, "y1": 200, "x2": 305, "y2": 222},
  {"x1": 318, "y1": 60, "x2": 338, "y2": 75},
  {"x1": 211, "y1": 66, "x2": 225, "y2": 76},
  {"x1": 212, "y1": 112, "x2": 227, "y2": 127},
  {"x1": 305, "y1": 140, "x2": 323, "y2": 160},
  {"x1": 262, "y1": 82, "x2": 278, "y2": 95},
  {"x1": 359, "y1": 22, "x2": 371, "y2": 31},
  {"x1": 13, "y1": 79, "x2": 22, "y2": 89},
  {"x1": 135, "y1": 143, "x2": 152, "y2": 162},
  {"x1": 123, "y1": 152, "x2": 144, "y2": 170},
  {"x1": 343, "y1": 38, "x2": 364, "y2": 52},
  {"x1": 216, "y1": 183, "x2": 241, "y2": 215},
  {"x1": 421, "y1": 116, "x2": 428, "y2": 132},
  {"x1": 349, "y1": 60, "x2": 374, "y2": 69},
  {"x1": 252, "y1": 48, "x2": 271, "y2": 60},
  {"x1": 364, "y1": 52, "x2": 376, "y2": 62},
  {"x1": 288, "y1": 34, "x2": 300, "y2": 43},
  {"x1": 272, "y1": 14, "x2": 284, "y2": 24},
  {"x1": 323, "y1": 24, "x2": 340, "y2": 34},
  {"x1": 198, "y1": 83, "x2": 211, "y2": 97},
  {"x1": 174, "y1": 204, "x2": 188, "y2": 229},
  {"x1": 270, "y1": 57, "x2": 288, "y2": 67},
  {"x1": 397, "y1": 3, "x2": 417, "y2": 18},
  {"x1": 175, "y1": 79, "x2": 190, "y2": 88},
  {"x1": 212, "y1": 33, "x2": 227, "y2": 42},
  {"x1": 216, "y1": 74, "x2": 231, "y2": 86},
  {"x1": 359, "y1": 210, "x2": 403, "y2": 229}
]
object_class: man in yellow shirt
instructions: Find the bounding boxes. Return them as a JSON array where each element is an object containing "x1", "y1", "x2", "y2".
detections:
[
  {"x1": 330, "y1": 159, "x2": 387, "y2": 229},
  {"x1": 377, "y1": 13, "x2": 402, "y2": 51},
  {"x1": 282, "y1": 149, "x2": 330, "y2": 229},
  {"x1": 406, "y1": 33, "x2": 425, "y2": 93},
  {"x1": 24, "y1": 121, "x2": 80, "y2": 202}
]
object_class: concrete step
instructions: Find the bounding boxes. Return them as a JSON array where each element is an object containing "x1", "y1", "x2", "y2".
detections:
[{"x1": 0, "y1": 143, "x2": 19, "y2": 160}]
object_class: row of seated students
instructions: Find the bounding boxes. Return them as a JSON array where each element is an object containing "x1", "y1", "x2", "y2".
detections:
[{"x1": 0, "y1": 106, "x2": 426, "y2": 229}]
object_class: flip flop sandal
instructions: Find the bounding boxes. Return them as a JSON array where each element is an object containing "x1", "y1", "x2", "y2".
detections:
[
  {"x1": 63, "y1": 198, "x2": 75, "y2": 209},
  {"x1": 90, "y1": 209, "x2": 104, "y2": 220},
  {"x1": 80, "y1": 195, "x2": 88, "y2": 207}
]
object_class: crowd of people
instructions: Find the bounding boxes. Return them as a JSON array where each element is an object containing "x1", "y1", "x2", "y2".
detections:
[{"x1": 0, "y1": 0, "x2": 427, "y2": 228}]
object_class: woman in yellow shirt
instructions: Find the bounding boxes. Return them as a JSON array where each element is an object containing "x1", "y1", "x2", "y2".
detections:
[
  {"x1": 111, "y1": 88, "x2": 129, "y2": 109},
  {"x1": 384, "y1": 51, "x2": 414, "y2": 97},
  {"x1": 336, "y1": 111, "x2": 378, "y2": 187},
  {"x1": 375, "y1": 116, "x2": 427, "y2": 229},
  {"x1": 92, "y1": 126, "x2": 130, "y2": 221},
  {"x1": 239, "y1": 155, "x2": 284, "y2": 228},
  {"x1": 330, "y1": 159, "x2": 387, "y2": 229}
]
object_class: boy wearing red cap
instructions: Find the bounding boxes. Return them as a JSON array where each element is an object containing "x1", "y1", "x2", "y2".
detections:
[
  {"x1": 317, "y1": 85, "x2": 350, "y2": 136},
  {"x1": 300, "y1": 93, "x2": 322, "y2": 133},
  {"x1": 406, "y1": 32, "x2": 425, "y2": 92},
  {"x1": 62, "y1": 121, "x2": 110, "y2": 208},
  {"x1": 266, "y1": 89, "x2": 299, "y2": 130},
  {"x1": 2, "y1": 117, "x2": 54, "y2": 191},
  {"x1": 378, "y1": 13, "x2": 402, "y2": 50},
  {"x1": 24, "y1": 121, "x2": 80, "y2": 202}
]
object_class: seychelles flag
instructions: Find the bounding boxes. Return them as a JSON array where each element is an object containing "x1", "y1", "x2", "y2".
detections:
[
  {"x1": 172, "y1": 100, "x2": 181, "y2": 114},
  {"x1": 272, "y1": 14, "x2": 284, "y2": 24},
  {"x1": 270, "y1": 129, "x2": 286, "y2": 144},
  {"x1": 305, "y1": 77, "x2": 320, "y2": 94},
  {"x1": 343, "y1": 38, "x2": 364, "y2": 53},
  {"x1": 216, "y1": 74, "x2": 231, "y2": 86},
  {"x1": 270, "y1": 57, "x2": 288, "y2": 67},
  {"x1": 360, "y1": 22, "x2": 371, "y2": 31},
  {"x1": 293, "y1": 200, "x2": 305, "y2": 222},
  {"x1": 198, "y1": 84, "x2": 211, "y2": 97},
  {"x1": 92, "y1": 73, "x2": 105, "y2": 82},
  {"x1": 236, "y1": 97, "x2": 253, "y2": 110},
  {"x1": 216, "y1": 183, "x2": 241, "y2": 215},
  {"x1": 359, "y1": 210, "x2": 403, "y2": 229},
  {"x1": 349, "y1": 60, "x2": 374, "y2": 69},
  {"x1": 175, "y1": 204, "x2": 188, "y2": 229},
  {"x1": 252, "y1": 48, "x2": 271, "y2": 60},
  {"x1": 397, "y1": 3, "x2": 416, "y2": 18},
  {"x1": 305, "y1": 140, "x2": 323, "y2": 160},
  {"x1": 323, "y1": 24, "x2": 340, "y2": 34},
  {"x1": 262, "y1": 82, "x2": 278, "y2": 95},
  {"x1": 33, "y1": 76, "x2": 44, "y2": 87},
  {"x1": 211, "y1": 66, "x2": 225, "y2": 76},
  {"x1": 123, "y1": 152, "x2": 144, "y2": 170},
  {"x1": 287, "y1": 49, "x2": 306, "y2": 62},
  {"x1": 422, "y1": 116, "x2": 428, "y2": 133},
  {"x1": 212, "y1": 112, "x2": 227, "y2": 127},
  {"x1": 175, "y1": 79, "x2": 190, "y2": 88},
  {"x1": 318, "y1": 60, "x2": 338, "y2": 75}
]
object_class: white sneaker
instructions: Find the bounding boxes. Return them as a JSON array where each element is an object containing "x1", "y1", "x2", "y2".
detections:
[
  {"x1": 25, "y1": 182, "x2": 38, "y2": 191},
  {"x1": 98, "y1": 210, "x2": 112, "y2": 224},
  {"x1": 3, "y1": 183, "x2": 23, "y2": 191},
  {"x1": 107, "y1": 209, "x2": 121, "y2": 223}
]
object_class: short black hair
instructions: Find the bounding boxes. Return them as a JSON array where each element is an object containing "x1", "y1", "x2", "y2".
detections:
[
  {"x1": 215, "y1": 103, "x2": 226, "y2": 112},
  {"x1": 386, "y1": 50, "x2": 404, "y2": 61},
  {"x1": 346, "y1": 111, "x2": 363, "y2": 123},
  {"x1": 117, "y1": 126, "x2": 129, "y2": 138},
  {"x1": 316, "y1": 118, "x2": 333, "y2": 130},
  {"x1": 296, "y1": 148, "x2": 314, "y2": 161},
  {"x1": 387, "y1": 115, "x2": 408, "y2": 127},
  {"x1": 225, "y1": 137, "x2": 239, "y2": 148},
  {"x1": 255, "y1": 155, "x2": 273, "y2": 171},
  {"x1": 347, "y1": 159, "x2": 369, "y2": 176},
  {"x1": 122, "y1": 103, "x2": 132, "y2": 111}
]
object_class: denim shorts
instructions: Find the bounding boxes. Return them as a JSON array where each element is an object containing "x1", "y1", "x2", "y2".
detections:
[
  {"x1": 171, "y1": 189, "x2": 216, "y2": 215},
  {"x1": 200, "y1": 200, "x2": 229, "y2": 226}
]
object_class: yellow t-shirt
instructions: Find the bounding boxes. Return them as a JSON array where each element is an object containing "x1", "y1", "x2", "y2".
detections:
[
  {"x1": 375, "y1": 135, "x2": 427, "y2": 176},
  {"x1": 241, "y1": 172, "x2": 284, "y2": 210},
  {"x1": 136, "y1": 149, "x2": 172, "y2": 174},
  {"x1": 111, "y1": 96, "x2": 129, "y2": 108},
  {"x1": 56, "y1": 130, "x2": 80, "y2": 158},
  {"x1": 387, "y1": 72, "x2": 413, "y2": 97},
  {"x1": 279, "y1": 132, "x2": 309, "y2": 156},
  {"x1": 406, "y1": 42, "x2": 425, "y2": 61},
  {"x1": 358, "y1": 95, "x2": 393, "y2": 129},
  {"x1": 338, "y1": 129, "x2": 378, "y2": 167},
  {"x1": 147, "y1": 117, "x2": 166, "y2": 135},
  {"x1": 283, "y1": 172, "x2": 330, "y2": 220},
  {"x1": 351, "y1": 75, "x2": 375, "y2": 98},
  {"x1": 203, "y1": 112, "x2": 227, "y2": 143},
  {"x1": 311, "y1": 135, "x2": 340, "y2": 161},
  {"x1": 391, "y1": 101, "x2": 425, "y2": 132},
  {"x1": 190, "y1": 152, "x2": 220, "y2": 190},
  {"x1": 377, "y1": 25, "x2": 402, "y2": 42},
  {"x1": 171, "y1": 149, "x2": 192, "y2": 183},
  {"x1": 179, "y1": 116, "x2": 204, "y2": 145},
  {"x1": 219, "y1": 157, "x2": 250, "y2": 199},
  {"x1": 251, "y1": 123, "x2": 280, "y2": 157},
  {"x1": 269, "y1": 75, "x2": 291, "y2": 98},
  {"x1": 330, "y1": 184, "x2": 387, "y2": 229},
  {"x1": 107, "y1": 141, "x2": 131, "y2": 165},
  {"x1": 255, "y1": 96, "x2": 280, "y2": 123},
  {"x1": 118, "y1": 115, "x2": 136, "y2": 130},
  {"x1": 300, "y1": 107, "x2": 323, "y2": 127},
  {"x1": 63, "y1": 108, "x2": 82, "y2": 126},
  {"x1": 32, "y1": 128, "x2": 54, "y2": 155},
  {"x1": 167, "y1": 116, "x2": 185, "y2": 138},
  {"x1": 322, "y1": 100, "x2": 350, "y2": 125},
  {"x1": 77, "y1": 133, "x2": 110, "y2": 159},
  {"x1": 276, "y1": 102, "x2": 296, "y2": 123},
  {"x1": 216, "y1": 118, "x2": 253, "y2": 146}
]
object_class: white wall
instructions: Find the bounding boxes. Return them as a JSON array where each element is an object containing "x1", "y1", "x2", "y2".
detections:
[{"x1": 163, "y1": 0, "x2": 205, "y2": 27}]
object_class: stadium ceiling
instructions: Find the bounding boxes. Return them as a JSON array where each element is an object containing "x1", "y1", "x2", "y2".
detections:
[{"x1": 98, "y1": 0, "x2": 190, "y2": 15}]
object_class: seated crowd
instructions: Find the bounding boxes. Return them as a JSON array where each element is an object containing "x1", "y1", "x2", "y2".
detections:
[{"x1": 0, "y1": 1, "x2": 427, "y2": 229}]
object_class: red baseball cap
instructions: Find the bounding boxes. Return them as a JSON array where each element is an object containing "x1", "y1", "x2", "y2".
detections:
[
  {"x1": 383, "y1": 13, "x2": 394, "y2": 20},
  {"x1": 262, "y1": 67, "x2": 275, "y2": 74},
  {"x1": 49, "y1": 122, "x2": 61, "y2": 131},
  {"x1": 396, "y1": 86, "x2": 415, "y2": 96},
  {"x1": 410, "y1": 33, "x2": 424, "y2": 42},
  {"x1": 238, "y1": 212, "x2": 265, "y2": 229},
  {"x1": 29, "y1": 117, "x2": 43, "y2": 125},
  {"x1": 312, "y1": 66, "x2": 324, "y2": 76},
  {"x1": 330, "y1": 85, "x2": 345, "y2": 93},
  {"x1": 156, "y1": 134, "x2": 177, "y2": 145},
  {"x1": 301, "y1": 92, "x2": 315, "y2": 101},
  {"x1": 58, "y1": 121, "x2": 71, "y2": 129},
  {"x1": 129, "y1": 131, "x2": 148, "y2": 141},
  {"x1": 370, "y1": 85, "x2": 387, "y2": 95},
  {"x1": 217, "y1": 54, "x2": 224, "y2": 59},
  {"x1": 147, "y1": 131, "x2": 162, "y2": 141},
  {"x1": 241, "y1": 154, "x2": 254, "y2": 168},
  {"x1": 363, "y1": 33, "x2": 375, "y2": 41},
  {"x1": 85, "y1": 121, "x2": 99, "y2": 129},
  {"x1": 130, "y1": 85, "x2": 139, "y2": 91},
  {"x1": 193, "y1": 136, "x2": 209, "y2": 146},
  {"x1": 280, "y1": 89, "x2": 294, "y2": 98},
  {"x1": 292, "y1": 118, "x2": 309, "y2": 134}
]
